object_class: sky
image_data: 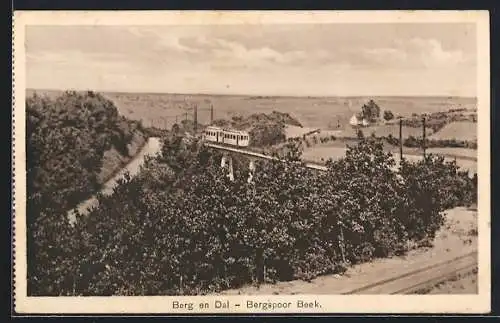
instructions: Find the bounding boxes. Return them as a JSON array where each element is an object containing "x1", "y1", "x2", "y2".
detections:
[{"x1": 25, "y1": 23, "x2": 477, "y2": 97}]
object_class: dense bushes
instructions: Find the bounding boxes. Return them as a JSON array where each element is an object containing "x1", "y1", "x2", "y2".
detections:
[
  {"x1": 249, "y1": 122, "x2": 286, "y2": 147},
  {"x1": 399, "y1": 155, "x2": 477, "y2": 242},
  {"x1": 405, "y1": 136, "x2": 477, "y2": 149},
  {"x1": 27, "y1": 133, "x2": 478, "y2": 296},
  {"x1": 384, "y1": 135, "x2": 478, "y2": 149},
  {"x1": 383, "y1": 110, "x2": 395, "y2": 121},
  {"x1": 299, "y1": 132, "x2": 477, "y2": 152}
]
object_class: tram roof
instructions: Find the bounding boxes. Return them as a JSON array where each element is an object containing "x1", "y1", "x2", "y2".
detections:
[{"x1": 205, "y1": 126, "x2": 249, "y2": 135}]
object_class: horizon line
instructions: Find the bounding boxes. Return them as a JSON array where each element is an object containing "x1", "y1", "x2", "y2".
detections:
[{"x1": 26, "y1": 87, "x2": 478, "y2": 100}]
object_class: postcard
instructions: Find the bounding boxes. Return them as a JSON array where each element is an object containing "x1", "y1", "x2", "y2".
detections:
[{"x1": 12, "y1": 10, "x2": 490, "y2": 314}]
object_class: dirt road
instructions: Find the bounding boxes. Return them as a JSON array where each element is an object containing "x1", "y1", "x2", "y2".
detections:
[{"x1": 67, "y1": 137, "x2": 161, "y2": 223}]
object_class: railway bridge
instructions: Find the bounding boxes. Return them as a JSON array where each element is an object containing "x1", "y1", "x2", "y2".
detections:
[{"x1": 204, "y1": 142, "x2": 327, "y2": 182}]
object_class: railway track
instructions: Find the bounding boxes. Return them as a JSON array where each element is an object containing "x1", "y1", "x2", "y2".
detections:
[{"x1": 343, "y1": 251, "x2": 477, "y2": 295}]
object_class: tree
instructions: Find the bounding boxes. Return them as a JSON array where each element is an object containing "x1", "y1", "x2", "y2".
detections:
[
  {"x1": 383, "y1": 110, "x2": 394, "y2": 121},
  {"x1": 249, "y1": 123, "x2": 286, "y2": 147},
  {"x1": 361, "y1": 100, "x2": 381, "y2": 122}
]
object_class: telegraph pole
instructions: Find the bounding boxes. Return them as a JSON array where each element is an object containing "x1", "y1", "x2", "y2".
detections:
[
  {"x1": 422, "y1": 116, "x2": 426, "y2": 158},
  {"x1": 193, "y1": 105, "x2": 198, "y2": 132},
  {"x1": 399, "y1": 118, "x2": 403, "y2": 161}
]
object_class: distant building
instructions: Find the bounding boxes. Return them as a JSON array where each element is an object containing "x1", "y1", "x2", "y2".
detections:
[
  {"x1": 349, "y1": 114, "x2": 360, "y2": 126},
  {"x1": 349, "y1": 114, "x2": 370, "y2": 127}
]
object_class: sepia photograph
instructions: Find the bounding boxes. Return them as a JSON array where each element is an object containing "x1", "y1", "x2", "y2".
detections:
[{"x1": 12, "y1": 11, "x2": 490, "y2": 314}]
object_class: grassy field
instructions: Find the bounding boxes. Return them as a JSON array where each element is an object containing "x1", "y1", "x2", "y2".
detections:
[
  {"x1": 285, "y1": 125, "x2": 320, "y2": 139},
  {"x1": 302, "y1": 146, "x2": 348, "y2": 163},
  {"x1": 426, "y1": 147, "x2": 477, "y2": 160},
  {"x1": 27, "y1": 89, "x2": 477, "y2": 132},
  {"x1": 302, "y1": 140, "x2": 477, "y2": 173},
  {"x1": 430, "y1": 122, "x2": 477, "y2": 141}
]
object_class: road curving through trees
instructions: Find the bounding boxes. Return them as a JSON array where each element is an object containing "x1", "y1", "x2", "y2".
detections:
[{"x1": 67, "y1": 137, "x2": 162, "y2": 223}]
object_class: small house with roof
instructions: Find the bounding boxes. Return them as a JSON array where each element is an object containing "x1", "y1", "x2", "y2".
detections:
[{"x1": 349, "y1": 114, "x2": 370, "y2": 127}]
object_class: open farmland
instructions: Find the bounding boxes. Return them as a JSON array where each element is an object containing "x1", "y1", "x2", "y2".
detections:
[
  {"x1": 430, "y1": 122, "x2": 478, "y2": 141},
  {"x1": 285, "y1": 125, "x2": 320, "y2": 139},
  {"x1": 302, "y1": 146, "x2": 349, "y2": 163},
  {"x1": 27, "y1": 89, "x2": 477, "y2": 131}
]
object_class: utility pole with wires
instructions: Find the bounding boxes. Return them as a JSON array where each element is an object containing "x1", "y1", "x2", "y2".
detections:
[
  {"x1": 399, "y1": 118, "x2": 403, "y2": 161},
  {"x1": 193, "y1": 105, "x2": 198, "y2": 133},
  {"x1": 422, "y1": 116, "x2": 427, "y2": 158}
]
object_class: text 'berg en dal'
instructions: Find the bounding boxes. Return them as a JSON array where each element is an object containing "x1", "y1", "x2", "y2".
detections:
[{"x1": 172, "y1": 300, "x2": 322, "y2": 311}]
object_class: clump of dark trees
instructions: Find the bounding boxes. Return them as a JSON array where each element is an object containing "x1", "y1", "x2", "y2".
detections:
[
  {"x1": 26, "y1": 91, "x2": 144, "y2": 295},
  {"x1": 27, "y1": 91, "x2": 144, "y2": 211},
  {"x1": 383, "y1": 134, "x2": 477, "y2": 150}
]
